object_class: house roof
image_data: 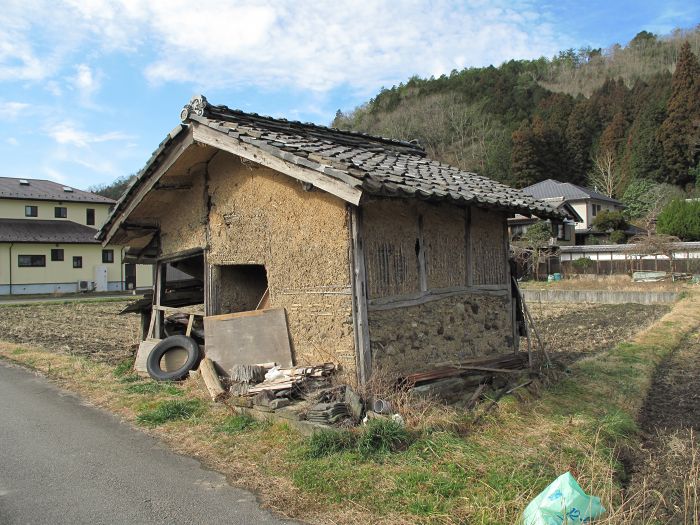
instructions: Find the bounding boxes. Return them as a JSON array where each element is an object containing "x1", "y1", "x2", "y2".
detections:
[
  {"x1": 0, "y1": 219, "x2": 100, "y2": 244},
  {"x1": 98, "y1": 95, "x2": 562, "y2": 243},
  {"x1": 0, "y1": 177, "x2": 115, "y2": 204},
  {"x1": 521, "y1": 179, "x2": 622, "y2": 205}
]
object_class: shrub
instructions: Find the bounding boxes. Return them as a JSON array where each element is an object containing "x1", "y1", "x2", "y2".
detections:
[
  {"x1": 304, "y1": 429, "x2": 357, "y2": 458},
  {"x1": 136, "y1": 399, "x2": 203, "y2": 426},
  {"x1": 357, "y1": 418, "x2": 413, "y2": 457},
  {"x1": 608, "y1": 230, "x2": 627, "y2": 244},
  {"x1": 592, "y1": 210, "x2": 627, "y2": 232},
  {"x1": 657, "y1": 199, "x2": 700, "y2": 241},
  {"x1": 572, "y1": 257, "x2": 594, "y2": 273},
  {"x1": 215, "y1": 414, "x2": 261, "y2": 434}
]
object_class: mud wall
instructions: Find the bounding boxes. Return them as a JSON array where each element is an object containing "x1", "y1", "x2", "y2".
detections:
[
  {"x1": 157, "y1": 171, "x2": 207, "y2": 257},
  {"x1": 369, "y1": 292, "x2": 513, "y2": 376},
  {"x1": 362, "y1": 199, "x2": 513, "y2": 376},
  {"x1": 470, "y1": 207, "x2": 508, "y2": 285},
  {"x1": 205, "y1": 153, "x2": 356, "y2": 374}
]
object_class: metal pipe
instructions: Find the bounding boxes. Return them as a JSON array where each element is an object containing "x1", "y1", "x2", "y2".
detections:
[{"x1": 8, "y1": 242, "x2": 13, "y2": 295}]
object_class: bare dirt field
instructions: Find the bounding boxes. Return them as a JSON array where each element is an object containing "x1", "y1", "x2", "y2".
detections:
[
  {"x1": 0, "y1": 298, "x2": 670, "y2": 369},
  {"x1": 527, "y1": 302, "x2": 671, "y2": 364},
  {"x1": 0, "y1": 300, "x2": 140, "y2": 364}
]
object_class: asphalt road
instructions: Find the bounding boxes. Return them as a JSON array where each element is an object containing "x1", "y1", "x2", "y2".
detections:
[{"x1": 0, "y1": 361, "x2": 298, "y2": 525}]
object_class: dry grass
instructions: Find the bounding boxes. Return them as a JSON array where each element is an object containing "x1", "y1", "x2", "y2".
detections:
[
  {"x1": 1, "y1": 291, "x2": 699, "y2": 524},
  {"x1": 520, "y1": 273, "x2": 691, "y2": 292}
]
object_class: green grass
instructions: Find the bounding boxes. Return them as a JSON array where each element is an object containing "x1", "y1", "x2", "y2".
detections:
[
  {"x1": 113, "y1": 358, "x2": 135, "y2": 377},
  {"x1": 214, "y1": 413, "x2": 264, "y2": 434},
  {"x1": 136, "y1": 399, "x2": 203, "y2": 426},
  {"x1": 125, "y1": 381, "x2": 183, "y2": 396},
  {"x1": 11, "y1": 348, "x2": 28, "y2": 355},
  {"x1": 356, "y1": 418, "x2": 413, "y2": 457},
  {"x1": 302, "y1": 428, "x2": 357, "y2": 458}
]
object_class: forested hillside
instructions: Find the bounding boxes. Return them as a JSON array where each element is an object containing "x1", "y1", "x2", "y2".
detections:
[{"x1": 333, "y1": 27, "x2": 700, "y2": 198}]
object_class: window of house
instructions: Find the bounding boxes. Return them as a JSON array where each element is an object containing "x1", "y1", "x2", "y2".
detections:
[
  {"x1": 86, "y1": 208, "x2": 95, "y2": 225},
  {"x1": 102, "y1": 249, "x2": 114, "y2": 263},
  {"x1": 25, "y1": 205, "x2": 38, "y2": 217},
  {"x1": 54, "y1": 206, "x2": 67, "y2": 218},
  {"x1": 18, "y1": 255, "x2": 46, "y2": 267},
  {"x1": 51, "y1": 249, "x2": 64, "y2": 262},
  {"x1": 73, "y1": 256, "x2": 83, "y2": 269}
]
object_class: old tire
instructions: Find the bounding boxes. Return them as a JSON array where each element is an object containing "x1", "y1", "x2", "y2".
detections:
[{"x1": 146, "y1": 335, "x2": 201, "y2": 381}]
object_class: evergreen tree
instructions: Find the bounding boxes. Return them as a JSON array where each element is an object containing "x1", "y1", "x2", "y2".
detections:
[
  {"x1": 565, "y1": 100, "x2": 596, "y2": 184},
  {"x1": 511, "y1": 123, "x2": 541, "y2": 187},
  {"x1": 657, "y1": 42, "x2": 700, "y2": 185}
]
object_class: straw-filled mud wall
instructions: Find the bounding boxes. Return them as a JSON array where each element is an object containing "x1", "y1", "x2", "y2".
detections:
[{"x1": 362, "y1": 199, "x2": 513, "y2": 376}]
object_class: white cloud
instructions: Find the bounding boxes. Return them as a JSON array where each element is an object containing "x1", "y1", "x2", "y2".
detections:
[
  {"x1": 47, "y1": 123, "x2": 133, "y2": 147},
  {"x1": 0, "y1": 0, "x2": 567, "y2": 95},
  {"x1": 72, "y1": 64, "x2": 101, "y2": 100},
  {"x1": 0, "y1": 101, "x2": 30, "y2": 119},
  {"x1": 6, "y1": 137, "x2": 19, "y2": 146}
]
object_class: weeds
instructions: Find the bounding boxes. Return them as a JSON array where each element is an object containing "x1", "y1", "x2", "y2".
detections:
[
  {"x1": 136, "y1": 399, "x2": 203, "y2": 426},
  {"x1": 303, "y1": 429, "x2": 357, "y2": 458},
  {"x1": 11, "y1": 347, "x2": 28, "y2": 355},
  {"x1": 113, "y1": 358, "x2": 135, "y2": 377},
  {"x1": 215, "y1": 414, "x2": 263, "y2": 434},
  {"x1": 125, "y1": 381, "x2": 183, "y2": 396},
  {"x1": 357, "y1": 418, "x2": 413, "y2": 457}
]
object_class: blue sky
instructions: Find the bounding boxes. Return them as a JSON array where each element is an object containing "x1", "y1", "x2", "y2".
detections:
[{"x1": 1, "y1": 1, "x2": 698, "y2": 191}]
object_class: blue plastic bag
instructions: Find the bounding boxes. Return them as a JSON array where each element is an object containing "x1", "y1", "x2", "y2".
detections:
[{"x1": 521, "y1": 472, "x2": 606, "y2": 524}]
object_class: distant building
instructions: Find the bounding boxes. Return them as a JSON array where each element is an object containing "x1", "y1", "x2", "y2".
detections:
[
  {"x1": 519, "y1": 179, "x2": 630, "y2": 245},
  {"x1": 0, "y1": 177, "x2": 152, "y2": 294}
]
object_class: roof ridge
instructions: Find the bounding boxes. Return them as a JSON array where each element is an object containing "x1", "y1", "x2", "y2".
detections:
[{"x1": 180, "y1": 95, "x2": 427, "y2": 155}]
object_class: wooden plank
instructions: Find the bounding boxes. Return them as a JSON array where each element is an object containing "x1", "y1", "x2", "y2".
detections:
[
  {"x1": 193, "y1": 124, "x2": 363, "y2": 206},
  {"x1": 103, "y1": 128, "x2": 194, "y2": 245},
  {"x1": 134, "y1": 338, "x2": 160, "y2": 375},
  {"x1": 367, "y1": 285, "x2": 509, "y2": 311},
  {"x1": 199, "y1": 357, "x2": 226, "y2": 401},
  {"x1": 203, "y1": 308, "x2": 293, "y2": 375},
  {"x1": 185, "y1": 314, "x2": 194, "y2": 337},
  {"x1": 350, "y1": 206, "x2": 372, "y2": 385}
]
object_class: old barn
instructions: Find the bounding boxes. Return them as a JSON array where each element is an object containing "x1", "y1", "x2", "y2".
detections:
[{"x1": 98, "y1": 96, "x2": 559, "y2": 383}]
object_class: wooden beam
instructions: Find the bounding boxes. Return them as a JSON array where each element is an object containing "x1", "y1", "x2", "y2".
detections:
[
  {"x1": 349, "y1": 206, "x2": 371, "y2": 384},
  {"x1": 154, "y1": 182, "x2": 193, "y2": 191},
  {"x1": 103, "y1": 128, "x2": 195, "y2": 245},
  {"x1": 367, "y1": 285, "x2": 509, "y2": 311},
  {"x1": 192, "y1": 124, "x2": 363, "y2": 206}
]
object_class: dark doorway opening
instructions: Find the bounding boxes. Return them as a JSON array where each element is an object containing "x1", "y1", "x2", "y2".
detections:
[{"x1": 218, "y1": 264, "x2": 269, "y2": 314}]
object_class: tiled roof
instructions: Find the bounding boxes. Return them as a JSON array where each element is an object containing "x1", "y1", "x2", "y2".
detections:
[
  {"x1": 0, "y1": 177, "x2": 115, "y2": 204},
  {"x1": 184, "y1": 96, "x2": 560, "y2": 217},
  {"x1": 0, "y1": 219, "x2": 100, "y2": 243},
  {"x1": 99, "y1": 96, "x2": 562, "y2": 241},
  {"x1": 521, "y1": 179, "x2": 622, "y2": 205}
]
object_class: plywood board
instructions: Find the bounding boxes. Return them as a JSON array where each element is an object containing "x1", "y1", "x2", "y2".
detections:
[
  {"x1": 204, "y1": 308, "x2": 293, "y2": 376},
  {"x1": 134, "y1": 338, "x2": 160, "y2": 375}
]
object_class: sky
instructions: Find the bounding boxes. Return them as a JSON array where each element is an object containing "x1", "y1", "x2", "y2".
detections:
[{"x1": 1, "y1": 1, "x2": 699, "y2": 191}]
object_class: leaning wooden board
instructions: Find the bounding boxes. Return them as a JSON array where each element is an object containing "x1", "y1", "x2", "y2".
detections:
[{"x1": 203, "y1": 308, "x2": 293, "y2": 376}]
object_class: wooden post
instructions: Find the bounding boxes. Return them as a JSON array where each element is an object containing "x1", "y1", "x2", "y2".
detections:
[
  {"x1": 465, "y1": 207, "x2": 472, "y2": 286},
  {"x1": 153, "y1": 262, "x2": 166, "y2": 339},
  {"x1": 350, "y1": 206, "x2": 371, "y2": 385}
]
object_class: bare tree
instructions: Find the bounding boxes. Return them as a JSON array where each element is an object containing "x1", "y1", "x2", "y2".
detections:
[{"x1": 588, "y1": 149, "x2": 624, "y2": 197}]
